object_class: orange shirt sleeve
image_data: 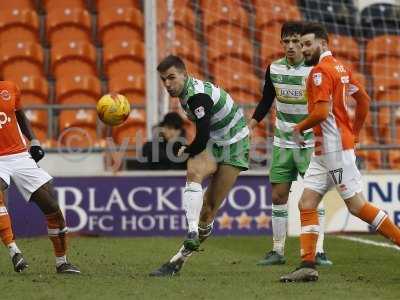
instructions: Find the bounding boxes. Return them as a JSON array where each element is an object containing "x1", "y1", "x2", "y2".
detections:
[
  {"x1": 13, "y1": 82, "x2": 22, "y2": 110},
  {"x1": 308, "y1": 66, "x2": 333, "y2": 104}
]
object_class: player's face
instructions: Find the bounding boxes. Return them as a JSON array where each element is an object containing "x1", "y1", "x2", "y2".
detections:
[
  {"x1": 301, "y1": 33, "x2": 322, "y2": 66},
  {"x1": 162, "y1": 126, "x2": 181, "y2": 141},
  {"x1": 159, "y1": 66, "x2": 187, "y2": 97},
  {"x1": 281, "y1": 34, "x2": 303, "y2": 61}
]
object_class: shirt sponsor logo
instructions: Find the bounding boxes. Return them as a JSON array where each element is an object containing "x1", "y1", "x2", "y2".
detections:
[
  {"x1": 0, "y1": 90, "x2": 11, "y2": 101},
  {"x1": 313, "y1": 73, "x2": 322, "y2": 86}
]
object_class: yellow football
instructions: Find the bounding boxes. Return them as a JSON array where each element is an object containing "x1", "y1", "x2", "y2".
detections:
[{"x1": 97, "y1": 93, "x2": 131, "y2": 126}]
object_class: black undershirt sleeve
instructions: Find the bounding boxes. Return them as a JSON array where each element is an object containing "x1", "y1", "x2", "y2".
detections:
[
  {"x1": 251, "y1": 65, "x2": 276, "y2": 122},
  {"x1": 184, "y1": 93, "x2": 214, "y2": 157}
]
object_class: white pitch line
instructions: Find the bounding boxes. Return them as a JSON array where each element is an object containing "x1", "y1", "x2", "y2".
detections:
[{"x1": 337, "y1": 235, "x2": 400, "y2": 251}]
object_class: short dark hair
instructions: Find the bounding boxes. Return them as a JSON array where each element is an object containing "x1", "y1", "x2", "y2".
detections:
[
  {"x1": 157, "y1": 55, "x2": 186, "y2": 73},
  {"x1": 160, "y1": 112, "x2": 183, "y2": 129},
  {"x1": 301, "y1": 22, "x2": 329, "y2": 42},
  {"x1": 281, "y1": 21, "x2": 304, "y2": 39}
]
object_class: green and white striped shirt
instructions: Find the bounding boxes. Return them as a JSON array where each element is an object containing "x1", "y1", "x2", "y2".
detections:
[
  {"x1": 179, "y1": 76, "x2": 249, "y2": 146},
  {"x1": 270, "y1": 57, "x2": 314, "y2": 148}
]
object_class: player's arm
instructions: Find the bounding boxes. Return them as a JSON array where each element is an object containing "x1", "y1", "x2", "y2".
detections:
[
  {"x1": 294, "y1": 68, "x2": 332, "y2": 134},
  {"x1": 348, "y1": 77, "x2": 370, "y2": 141},
  {"x1": 183, "y1": 93, "x2": 213, "y2": 157},
  {"x1": 295, "y1": 102, "x2": 329, "y2": 133},
  {"x1": 14, "y1": 81, "x2": 45, "y2": 162},
  {"x1": 249, "y1": 65, "x2": 276, "y2": 129}
]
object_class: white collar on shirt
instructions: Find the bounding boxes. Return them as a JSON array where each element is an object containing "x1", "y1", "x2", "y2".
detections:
[{"x1": 319, "y1": 50, "x2": 332, "y2": 62}]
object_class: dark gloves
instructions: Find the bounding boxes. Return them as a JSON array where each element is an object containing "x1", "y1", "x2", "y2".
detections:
[{"x1": 29, "y1": 140, "x2": 45, "y2": 162}]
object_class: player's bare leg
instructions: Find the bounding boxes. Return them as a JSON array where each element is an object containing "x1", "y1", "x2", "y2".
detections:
[
  {"x1": 30, "y1": 181, "x2": 80, "y2": 274},
  {"x1": 0, "y1": 179, "x2": 28, "y2": 272},
  {"x1": 150, "y1": 163, "x2": 241, "y2": 277}
]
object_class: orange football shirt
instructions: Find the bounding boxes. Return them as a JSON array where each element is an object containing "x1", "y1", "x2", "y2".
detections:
[
  {"x1": 0, "y1": 81, "x2": 27, "y2": 156},
  {"x1": 307, "y1": 51, "x2": 364, "y2": 155}
]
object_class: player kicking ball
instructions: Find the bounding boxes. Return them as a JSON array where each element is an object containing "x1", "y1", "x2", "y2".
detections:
[
  {"x1": 149, "y1": 55, "x2": 250, "y2": 277},
  {"x1": 0, "y1": 80, "x2": 80, "y2": 274},
  {"x1": 280, "y1": 22, "x2": 400, "y2": 282}
]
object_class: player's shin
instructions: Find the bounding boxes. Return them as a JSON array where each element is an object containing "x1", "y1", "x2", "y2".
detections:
[
  {"x1": 46, "y1": 209, "x2": 68, "y2": 266},
  {"x1": 0, "y1": 194, "x2": 20, "y2": 257},
  {"x1": 272, "y1": 204, "x2": 288, "y2": 255},
  {"x1": 300, "y1": 209, "x2": 319, "y2": 264},
  {"x1": 183, "y1": 182, "x2": 203, "y2": 234},
  {"x1": 357, "y1": 202, "x2": 400, "y2": 246},
  {"x1": 316, "y1": 205, "x2": 326, "y2": 254}
]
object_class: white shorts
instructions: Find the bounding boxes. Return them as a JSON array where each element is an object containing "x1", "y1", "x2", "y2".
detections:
[
  {"x1": 303, "y1": 149, "x2": 362, "y2": 199},
  {"x1": 0, "y1": 152, "x2": 52, "y2": 201}
]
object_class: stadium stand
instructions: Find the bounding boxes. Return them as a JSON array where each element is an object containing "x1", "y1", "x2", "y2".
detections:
[{"x1": 0, "y1": 0, "x2": 398, "y2": 170}]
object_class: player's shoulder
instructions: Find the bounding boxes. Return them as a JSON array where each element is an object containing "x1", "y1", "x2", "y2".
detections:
[
  {"x1": 0, "y1": 80, "x2": 17, "y2": 89},
  {"x1": 270, "y1": 57, "x2": 287, "y2": 67}
]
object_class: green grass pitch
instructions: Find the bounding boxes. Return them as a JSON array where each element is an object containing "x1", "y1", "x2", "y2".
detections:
[{"x1": 0, "y1": 235, "x2": 399, "y2": 300}]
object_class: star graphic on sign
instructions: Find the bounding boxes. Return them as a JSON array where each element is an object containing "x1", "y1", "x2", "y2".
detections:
[
  {"x1": 235, "y1": 212, "x2": 253, "y2": 230},
  {"x1": 255, "y1": 211, "x2": 272, "y2": 229},
  {"x1": 217, "y1": 212, "x2": 234, "y2": 230}
]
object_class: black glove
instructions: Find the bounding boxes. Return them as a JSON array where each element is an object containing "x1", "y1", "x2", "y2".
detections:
[{"x1": 29, "y1": 140, "x2": 45, "y2": 162}]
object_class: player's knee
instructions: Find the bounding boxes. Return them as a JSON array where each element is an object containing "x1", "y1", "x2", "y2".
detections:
[{"x1": 271, "y1": 190, "x2": 288, "y2": 205}]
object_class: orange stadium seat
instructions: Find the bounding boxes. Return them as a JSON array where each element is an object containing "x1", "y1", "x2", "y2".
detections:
[
  {"x1": 159, "y1": 27, "x2": 201, "y2": 64},
  {"x1": 211, "y1": 56, "x2": 254, "y2": 75},
  {"x1": 214, "y1": 71, "x2": 261, "y2": 103},
  {"x1": 58, "y1": 108, "x2": 98, "y2": 148},
  {"x1": 13, "y1": 76, "x2": 49, "y2": 104},
  {"x1": 0, "y1": 0, "x2": 34, "y2": 10},
  {"x1": 254, "y1": 0, "x2": 301, "y2": 35},
  {"x1": 372, "y1": 58, "x2": 400, "y2": 99},
  {"x1": 98, "y1": 7, "x2": 143, "y2": 44},
  {"x1": 329, "y1": 34, "x2": 360, "y2": 71},
  {"x1": 352, "y1": 72, "x2": 367, "y2": 88},
  {"x1": 51, "y1": 40, "x2": 97, "y2": 78},
  {"x1": 113, "y1": 109, "x2": 146, "y2": 147},
  {"x1": 356, "y1": 140, "x2": 382, "y2": 170},
  {"x1": 0, "y1": 9, "x2": 39, "y2": 43},
  {"x1": 157, "y1": 1, "x2": 195, "y2": 31},
  {"x1": 202, "y1": 0, "x2": 249, "y2": 34},
  {"x1": 259, "y1": 30, "x2": 284, "y2": 66},
  {"x1": 21, "y1": 97, "x2": 49, "y2": 142},
  {"x1": 185, "y1": 60, "x2": 204, "y2": 79},
  {"x1": 103, "y1": 40, "x2": 144, "y2": 77},
  {"x1": 43, "y1": 0, "x2": 85, "y2": 11},
  {"x1": 108, "y1": 73, "x2": 145, "y2": 105},
  {"x1": 0, "y1": 41, "x2": 44, "y2": 78},
  {"x1": 207, "y1": 26, "x2": 252, "y2": 64},
  {"x1": 376, "y1": 89, "x2": 400, "y2": 102},
  {"x1": 46, "y1": 8, "x2": 91, "y2": 45},
  {"x1": 96, "y1": 0, "x2": 140, "y2": 11},
  {"x1": 366, "y1": 35, "x2": 400, "y2": 64},
  {"x1": 56, "y1": 74, "x2": 101, "y2": 104}
]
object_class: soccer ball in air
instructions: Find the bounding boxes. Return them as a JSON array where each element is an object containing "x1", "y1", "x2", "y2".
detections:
[{"x1": 97, "y1": 93, "x2": 131, "y2": 126}]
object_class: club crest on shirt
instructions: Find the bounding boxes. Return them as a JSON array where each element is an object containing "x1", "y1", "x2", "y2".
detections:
[
  {"x1": 313, "y1": 73, "x2": 322, "y2": 86},
  {"x1": 194, "y1": 106, "x2": 205, "y2": 119},
  {"x1": 0, "y1": 90, "x2": 11, "y2": 101}
]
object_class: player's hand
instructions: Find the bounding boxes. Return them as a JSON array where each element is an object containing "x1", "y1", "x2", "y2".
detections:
[
  {"x1": 292, "y1": 126, "x2": 305, "y2": 147},
  {"x1": 29, "y1": 139, "x2": 45, "y2": 162},
  {"x1": 177, "y1": 145, "x2": 187, "y2": 157}
]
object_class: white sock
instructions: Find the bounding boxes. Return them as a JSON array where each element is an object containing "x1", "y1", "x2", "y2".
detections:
[
  {"x1": 56, "y1": 255, "x2": 67, "y2": 267},
  {"x1": 7, "y1": 242, "x2": 21, "y2": 258},
  {"x1": 271, "y1": 204, "x2": 288, "y2": 256},
  {"x1": 183, "y1": 182, "x2": 203, "y2": 234},
  {"x1": 170, "y1": 245, "x2": 193, "y2": 263},
  {"x1": 316, "y1": 205, "x2": 326, "y2": 254}
]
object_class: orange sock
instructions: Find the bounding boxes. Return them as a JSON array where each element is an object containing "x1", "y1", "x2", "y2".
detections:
[
  {"x1": 46, "y1": 210, "x2": 68, "y2": 257},
  {"x1": 357, "y1": 202, "x2": 400, "y2": 246},
  {"x1": 0, "y1": 193, "x2": 14, "y2": 246},
  {"x1": 300, "y1": 209, "x2": 319, "y2": 264}
]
